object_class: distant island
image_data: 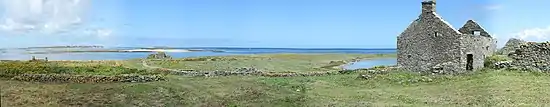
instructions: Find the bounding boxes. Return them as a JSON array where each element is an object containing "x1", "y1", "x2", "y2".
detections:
[
  {"x1": 3, "y1": 46, "x2": 227, "y2": 54},
  {"x1": 24, "y1": 45, "x2": 104, "y2": 49}
]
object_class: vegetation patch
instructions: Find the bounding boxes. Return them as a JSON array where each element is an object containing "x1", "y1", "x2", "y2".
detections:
[
  {"x1": 11, "y1": 74, "x2": 165, "y2": 83},
  {"x1": 0, "y1": 61, "x2": 168, "y2": 83}
]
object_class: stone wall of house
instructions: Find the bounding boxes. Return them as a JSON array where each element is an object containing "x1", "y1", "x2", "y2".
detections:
[
  {"x1": 397, "y1": 11, "x2": 463, "y2": 73},
  {"x1": 508, "y1": 42, "x2": 550, "y2": 72},
  {"x1": 460, "y1": 34, "x2": 497, "y2": 71},
  {"x1": 458, "y1": 20, "x2": 492, "y2": 38},
  {"x1": 397, "y1": 1, "x2": 497, "y2": 74}
]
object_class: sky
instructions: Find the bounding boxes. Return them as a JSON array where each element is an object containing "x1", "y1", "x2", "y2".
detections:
[{"x1": 0, "y1": 0, "x2": 549, "y2": 48}]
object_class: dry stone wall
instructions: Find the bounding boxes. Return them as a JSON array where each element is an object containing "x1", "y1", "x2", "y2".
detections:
[
  {"x1": 508, "y1": 42, "x2": 550, "y2": 72},
  {"x1": 167, "y1": 67, "x2": 342, "y2": 77},
  {"x1": 10, "y1": 74, "x2": 166, "y2": 83}
]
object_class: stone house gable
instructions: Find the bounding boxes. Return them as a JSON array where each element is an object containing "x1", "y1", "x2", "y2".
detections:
[
  {"x1": 458, "y1": 20, "x2": 491, "y2": 37},
  {"x1": 397, "y1": 12, "x2": 462, "y2": 39},
  {"x1": 397, "y1": 10, "x2": 465, "y2": 72},
  {"x1": 397, "y1": 0, "x2": 497, "y2": 74}
]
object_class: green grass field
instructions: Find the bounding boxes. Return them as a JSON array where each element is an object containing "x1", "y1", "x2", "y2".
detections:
[
  {"x1": 2, "y1": 69, "x2": 550, "y2": 106},
  {"x1": 2, "y1": 53, "x2": 550, "y2": 106}
]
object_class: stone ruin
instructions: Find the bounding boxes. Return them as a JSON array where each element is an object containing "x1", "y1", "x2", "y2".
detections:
[
  {"x1": 147, "y1": 52, "x2": 173, "y2": 59},
  {"x1": 507, "y1": 41, "x2": 550, "y2": 72},
  {"x1": 396, "y1": 0, "x2": 496, "y2": 74},
  {"x1": 497, "y1": 38, "x2": 526, "y2": 55},
  {"x1": 30, "y1": 56, "x2": 48, "y2": 62}
]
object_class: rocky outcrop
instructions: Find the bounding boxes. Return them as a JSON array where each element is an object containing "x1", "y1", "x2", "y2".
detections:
[
  {"x1": 10, "y1": 74, "x2": 166, "y2": 83},
  {"x1": 508, "y1": 42, "x2": 550, "y2": 72},
  {"x1": 147, "y1": 52, "x2": 173, "y2": 59},
  {"x1": 498, "y1": 38, "x2": 527, "y2": 55}
]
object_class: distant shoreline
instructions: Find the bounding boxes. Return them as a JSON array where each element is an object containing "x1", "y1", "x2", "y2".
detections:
[
  {"x1": 22, "y1": 45, "x2": 104, "y2": 49},
  {"x1": 3, "y1": 46, "x2": 397, "y2": 50},
  {"x1": 24, "y1": 49, "x2": 225, "y2": 54}
]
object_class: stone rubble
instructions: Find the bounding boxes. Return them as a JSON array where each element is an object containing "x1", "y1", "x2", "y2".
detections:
[
  {"x1": 493, "y1": 61, "x2": 513, "y2": 69},
  {"x1": 356, "y1": 65, "x2": 397, "y2": 80}
]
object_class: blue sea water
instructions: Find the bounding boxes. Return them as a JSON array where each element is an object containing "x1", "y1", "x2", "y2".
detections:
[{"x1": 0, "y1": 47, "x2": 396, "y2": 61}]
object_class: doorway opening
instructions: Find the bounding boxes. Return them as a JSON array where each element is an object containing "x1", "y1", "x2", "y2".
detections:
[{"x1": 466, "y1": 54, "x2": 473, "y2": 71}]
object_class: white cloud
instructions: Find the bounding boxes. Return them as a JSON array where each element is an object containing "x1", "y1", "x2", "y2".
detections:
[
  {"x1": 485, "y1": 4, "x2": 503, "y2": 11},
  {"x1": 0, "y1": 0, "x2": 91, "y2": 35},
  {"x1": 84, "y1": 28, "x2": 112, "y2": 38},
  {"x1": 95, "y1": 28, "x2": 112, "y2": 38},
  {"x1": 513, "y1": 26, "x2": 550, "y2": 41}
]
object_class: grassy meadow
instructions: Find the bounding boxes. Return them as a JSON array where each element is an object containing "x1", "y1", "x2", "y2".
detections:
[
  {"x1": 1, "y1": 53, "x2": 550, "y2": 106},
  {"x1": 2, "y1": 69, "x2": 550, "y2": 106}
]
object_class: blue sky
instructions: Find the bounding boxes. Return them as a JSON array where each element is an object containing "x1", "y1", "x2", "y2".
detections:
[{"x1": 0, "y1": 0, "x2": 548, "y2": 48}]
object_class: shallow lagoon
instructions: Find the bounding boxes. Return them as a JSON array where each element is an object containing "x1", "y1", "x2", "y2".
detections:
[{"x1": 342, "y1": 58, "x2": 397, "y2": 70}]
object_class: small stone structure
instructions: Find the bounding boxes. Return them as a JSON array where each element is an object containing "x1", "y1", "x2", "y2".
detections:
[
  {"x1": 30, "y1": 56, "x2": 48, "y2": 62},
  {"x1": 498, "y1": 38, "x2": 527, "y2": 55},
  {"x1": 508, "y1": 42, "x2": 550, "y2": 72},
  {"x1": 147, "y1": 52, "x2": 173, "y2": 59},
  {"x1": 397, "y1": 0, "x2": 497, "y2": 74}
]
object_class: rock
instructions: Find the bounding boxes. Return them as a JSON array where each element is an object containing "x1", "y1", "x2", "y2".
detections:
[
  {"x1": 358, "y1": 74, "x2": 373, "y2": 80},
  {"x1": 494, "y1": 61, "x2": 512, "y2": 69},
  {"x1": 338, "y1": 70, "x2": 354, "y2": 74}
]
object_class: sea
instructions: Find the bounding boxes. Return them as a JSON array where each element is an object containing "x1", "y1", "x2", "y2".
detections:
[{"x1": 0, "y1": 47, "x2": 397, "y2": 69}]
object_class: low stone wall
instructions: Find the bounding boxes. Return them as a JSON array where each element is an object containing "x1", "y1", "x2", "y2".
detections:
[
  {"x1": 508, "y1": 42, "x2": 550, "y2": 72},
  {"x1": 260, "y1": 72, "x2": 338, "y2": 77},
  {"x1": 170, "y1": 69, "x2": 339, "y2": 77},
  {"x1": 10, "y1": 74, "x2": 166, "y2": 83}
]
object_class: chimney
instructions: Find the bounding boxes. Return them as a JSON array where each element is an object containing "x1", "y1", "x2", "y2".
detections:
[{"x1": 422, "y1": 0, "x2": 436, "y2": 13}]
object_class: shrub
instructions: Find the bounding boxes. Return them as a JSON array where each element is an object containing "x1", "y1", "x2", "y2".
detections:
[
  {"x1": 10, "y1": 74, "x2": 166, "y2": 83},
  {"x1": 372, "y1": 65, "x2": 387, "y2": 69},
  {"x1": 0, "y1": 61, "x2": 165, "y2": 78}
]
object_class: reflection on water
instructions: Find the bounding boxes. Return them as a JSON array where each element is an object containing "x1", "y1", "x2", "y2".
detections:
[{"x1": 343, "y1": 58, "x2": 397, "y2": 70}]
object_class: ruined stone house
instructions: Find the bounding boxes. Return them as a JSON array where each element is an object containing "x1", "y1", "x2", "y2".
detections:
[{"x1": 397, "y1": 0, "x2": 497, "y2": 74}]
